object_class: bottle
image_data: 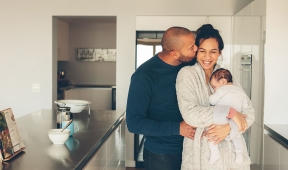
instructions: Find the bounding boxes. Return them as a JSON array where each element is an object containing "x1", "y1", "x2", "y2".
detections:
[{"x1": 56, "y1": 107, "x2": 70, "y2": 129}]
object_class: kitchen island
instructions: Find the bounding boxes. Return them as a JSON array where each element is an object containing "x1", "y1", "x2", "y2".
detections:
[
  {"x1": 1, "y1": 110, "x2": 125, "y2": 170},
  {"x1": 263, "y1": 124, "x2": 288, "y2": 169},
  {"x1": 264, "y1": 124, "x2": 288, "y2": 149}
]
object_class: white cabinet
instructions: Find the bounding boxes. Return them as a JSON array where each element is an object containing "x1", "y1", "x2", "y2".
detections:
[
  {"x1": 91, "y1": 88, "x2": 112, "y2": 111},
  {"x1": 64, "y1": 88, "x2": 92, "y2": 101},
  {"x1": 280, "y1": 145, "x2": 288, "y2": 170},
  {"x1": 57, "y1": 20, "x2": 69, "y2": 61},
  {"x1": 84, "y1": 119, "x2": 125, "y2": 170},
  {"x1": 84, "y1": 142, "x2": 107, "y2": 170},
  {"x1": 263, "y1": 134, "x2": 279, "y2": 170},
  {"x1": 250, "y1": 124, "x2": 263, "y2": 168},
  {"x1": 263, "y1": 130, "x2": 288, "y2": 170},
  {"x1": 64, "y1": 88, "x2": 112, "y2": 110},
  {"x1": 106, "y1": 126, "x2": 121, "y2": 170}
]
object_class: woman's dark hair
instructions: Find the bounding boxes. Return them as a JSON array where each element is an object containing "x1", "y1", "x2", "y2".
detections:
[
  {"x1": 195, "y1": 24, "x2": 224, "y2": 51},
  {"x1": 210, "y1": 68, "x2": 233, "y2": 83}
]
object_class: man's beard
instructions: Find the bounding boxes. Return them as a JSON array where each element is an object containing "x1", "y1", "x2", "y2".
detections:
[{"x1": 178, "y1": 53, "x2": 195, "y2": 63}]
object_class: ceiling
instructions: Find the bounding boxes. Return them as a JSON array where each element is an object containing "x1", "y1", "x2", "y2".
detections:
[
  {"x1": 57, "y1": 0, "x2": 254, "y2": 24},
  {"x1": 58, "y1": 16, "x2": 116, "y2": 24},
  {"x1": 230, "y1": 0, "x2": 255, "y2": 14}
]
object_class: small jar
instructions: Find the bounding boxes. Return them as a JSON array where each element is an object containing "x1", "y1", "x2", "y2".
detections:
[{"x1": 56, "y1": 107, "x2": 70, "y2": 129}]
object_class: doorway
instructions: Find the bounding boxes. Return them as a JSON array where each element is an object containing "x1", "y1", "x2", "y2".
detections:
[
  {"x1": 52, "y1": 16, "x2": 117, "y2": 110},
  {"x1": 134, "y1": 31, "x2": 163, "y2": 167}
]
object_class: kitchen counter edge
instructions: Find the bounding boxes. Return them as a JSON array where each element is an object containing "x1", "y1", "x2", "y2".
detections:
[
  {"x1": 75, "y1": 112, "x2": 125, "y2": 170},
  {"x1": 264, "y1": 124, "x2": 288, "y2": 149},
  {"x1": 60, "y1": 85, "x2": 116, "y2": 90}
]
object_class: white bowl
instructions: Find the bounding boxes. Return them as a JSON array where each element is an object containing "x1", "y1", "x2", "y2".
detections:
[
  {"x1": 54, "y1": 100, "x2": 91, "y2": 113},
  {"x1": 48, "y1": 129, "x2": 70, "y2": 144}
]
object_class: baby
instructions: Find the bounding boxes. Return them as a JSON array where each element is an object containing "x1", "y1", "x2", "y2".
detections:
[{"x1": 208, "y1": 68, "x2": 248, "y2": 165}]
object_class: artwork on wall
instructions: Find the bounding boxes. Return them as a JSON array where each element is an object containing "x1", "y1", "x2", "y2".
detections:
[{"x1": 77, "y1": 48, "x2": 116, "y2": 62}]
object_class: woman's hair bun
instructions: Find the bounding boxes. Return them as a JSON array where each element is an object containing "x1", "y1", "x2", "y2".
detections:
[
  {"x1": 201, "y1": 24, "x2": 214, "y2": 30},
  {"x1": 195, "y1": 24, "x2": 224, "y2": 51},
  {"x1": 196, "y1": 24, "x2": 216, "y2": 34}
]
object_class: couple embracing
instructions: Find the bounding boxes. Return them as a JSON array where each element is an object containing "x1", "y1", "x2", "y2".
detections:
[{"x1": 126, "y1": 24, "x2": 254, "y2": 170}]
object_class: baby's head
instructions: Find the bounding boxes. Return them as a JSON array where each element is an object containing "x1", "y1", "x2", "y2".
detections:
[{"x1": 210, "y1": 68, "x2": 233, "y2": 90}]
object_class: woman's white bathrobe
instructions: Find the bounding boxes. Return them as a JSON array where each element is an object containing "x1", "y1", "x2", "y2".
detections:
[{"x1": 176, "y1": 63, "x2": 255, "y2": 170}]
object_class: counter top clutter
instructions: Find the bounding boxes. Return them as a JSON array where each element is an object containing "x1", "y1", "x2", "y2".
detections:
[
  {"x1": 1, "y1": 109, "x2": 125, "y2": 170},
  {"x1": 54, "y1": 100, "x2": 92, "y2": 113},
  {"x1": 264, "y1": 124, "x2": 288, "y2": 149}
]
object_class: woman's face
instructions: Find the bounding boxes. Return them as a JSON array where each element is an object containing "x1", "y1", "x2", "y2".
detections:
[{"x1": 197, "y1": 38, "x2": 221, "y2": 72}]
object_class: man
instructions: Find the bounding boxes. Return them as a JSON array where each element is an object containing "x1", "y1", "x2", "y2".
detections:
[{"x1": 126, "y1": 26, "x2": 197, "y2": 170}]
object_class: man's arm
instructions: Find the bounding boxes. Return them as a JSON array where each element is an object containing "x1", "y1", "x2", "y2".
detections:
[{"x1": 126, "y1": 72, "x2": 195, "y2": 138}]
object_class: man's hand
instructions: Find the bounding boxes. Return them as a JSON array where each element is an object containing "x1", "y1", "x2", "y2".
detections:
[
  {"x1": 204, "y1": 124, "x2": 230, "y2": 144},
  {"x1": 180, "y1": 121, "x2": 196, "y2": 140},
  {"x1": 232, "y1": 112, "x2": 247, "y2": 132}
]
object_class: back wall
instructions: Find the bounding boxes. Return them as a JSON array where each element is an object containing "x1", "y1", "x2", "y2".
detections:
[{"x1": 58, "y1": 20, "x2": 116, "y2": 85}]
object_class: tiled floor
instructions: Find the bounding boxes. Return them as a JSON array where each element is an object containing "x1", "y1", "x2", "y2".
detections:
[{"x1": 251, "y1": 164, "x2": 262, "y2": 170}]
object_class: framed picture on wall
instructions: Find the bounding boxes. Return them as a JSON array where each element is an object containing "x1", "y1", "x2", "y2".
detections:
[{"x1": 77, "y1": 48, "x2": 116, "y2": 62}]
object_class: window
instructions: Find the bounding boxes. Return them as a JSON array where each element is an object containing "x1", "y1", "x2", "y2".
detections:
[
  {"x1": 136, "y1": 42, "x2": 162, "y2": 68},
  {"x1": 136, "y1": 31, "x2": 164, "y2": 69}
]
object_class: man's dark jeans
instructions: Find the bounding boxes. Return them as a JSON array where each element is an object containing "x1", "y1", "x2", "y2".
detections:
[{"x1": 143, "y1": 148, "x2": 182, "y2": 170}]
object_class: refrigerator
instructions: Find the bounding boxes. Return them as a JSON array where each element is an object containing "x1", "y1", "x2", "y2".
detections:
[{"x1": 240, "y1": 54, "x2": 252, "y2": 155}]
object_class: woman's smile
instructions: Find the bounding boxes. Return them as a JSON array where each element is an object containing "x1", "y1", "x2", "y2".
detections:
[
  {"x1": 202, "y1": 60, "x2": 212, "y2": 65},
  {"x1": 197, "y1": 38, "x2": 221, "y2": 73}
]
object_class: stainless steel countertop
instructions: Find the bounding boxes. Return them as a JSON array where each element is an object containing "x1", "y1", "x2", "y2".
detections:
[
  {"x1": 2, "y1": 109, "x2": 125, "y2": 170},
  {"x1": 59, "y1": 85, "x2": 116, "y2": 91},
  {"x1": 264, "y1": 124, "x2": 288, "y2": 149}
]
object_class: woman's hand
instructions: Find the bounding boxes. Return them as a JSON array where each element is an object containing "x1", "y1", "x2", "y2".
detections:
[
  {"x1": 232, "y1": 111, "x2": 247, "y2": 132},
  {"x1": 204, "y1": 124, "x2": 231, "y2": 144}
]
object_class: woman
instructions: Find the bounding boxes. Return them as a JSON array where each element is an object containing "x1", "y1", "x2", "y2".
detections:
[{"x1": 176, "y1": 24, "x2": 255, "y2": 170}]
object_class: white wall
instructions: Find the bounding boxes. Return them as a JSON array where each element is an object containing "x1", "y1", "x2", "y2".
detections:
[
  {"x1": 57, "y1": 20, "x2": 69, "y2": 61},
  {"x1": 264, "y1": 0, "x2": 288, "y2": 124},
  {"x1": 136, "y1": 16, "x2": 207, "y2": 31},
  {"x1": 58, "y1": 21, "x2": 116, "y2": 85}
]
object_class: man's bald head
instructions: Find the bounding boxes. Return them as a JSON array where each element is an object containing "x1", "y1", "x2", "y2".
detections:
[{"x1": 161, "y1": 27, "x2": 193, "y2": 52}]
